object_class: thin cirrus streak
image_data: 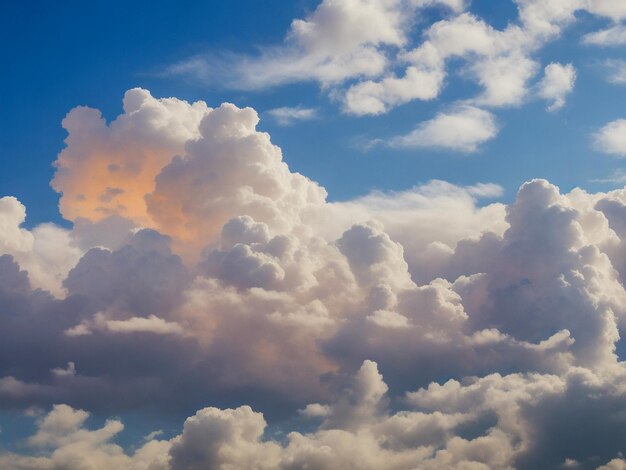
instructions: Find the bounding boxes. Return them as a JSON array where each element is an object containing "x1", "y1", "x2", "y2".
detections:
[{"x1": 2, "y1": 88, "x2": 626, "y2": 468}]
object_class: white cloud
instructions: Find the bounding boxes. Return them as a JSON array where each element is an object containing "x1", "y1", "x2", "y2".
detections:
[
  {"x1": 266, "y1": 106, "x2": 317, "y2": 126},
  {"x1": 161, "y1": 0, "x2": 470, "y2": 93},
  {"x1": 585, "y1": 0, "x2": 626, "y2": 23},
  {"x1": 583, "y1": 24, "x2": 626, "y2": 46},
  {"x1": 343, "y1": 66, "x2": 444, "y2": 115},
  {"x1": 537, "y1": 62, "x2": 576, "y2": 111},
  {"x1": 157, "y1": 0, "x2": 626, "y2": 121},
  {"x1": 0, "y1": 196, "x2": 82, "y2": 296},
  {"x1": 389, "y1": 106, "x2": 498, "y2": 152},
  {"x1": 594, "y1": 119, "x2": 626, "y2": 156},
  {"x1": 163, "y1": 0, "x2": 415, "y2": 90},
  {"x1": 471, "y1": 54, "x2": 540, "y2": 107}
]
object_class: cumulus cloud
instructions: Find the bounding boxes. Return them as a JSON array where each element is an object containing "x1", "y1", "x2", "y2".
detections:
[
  {"x1": 0, "y1": 196, "x2": 82, "y2": 296},
  {"x1": 538, "y1": 62, "x2": 576, "y2": 111},
  {"x1": 594, "y1": 119, "x2": 626, "y2": 157},
  {"x1": 389, "y1": 106, "x2": 498, "y2": 152},
  {"x1": 6, "y1": 88, "x2": 626, "y2": 467},
  {"x1": 7, "y1": 358, "x2": 626, "y2": 469},
  {"x1": 0, "y1": 404, "x2": 170, "y2": 469},
  {"x1": 52, "y1": 88, "x2": 209, "y2": 227}
]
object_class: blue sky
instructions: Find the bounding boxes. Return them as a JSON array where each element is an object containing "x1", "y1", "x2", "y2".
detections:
[
  {"x1": 3, "y1": 0, "x2": 626, "y2": 228},
  {"x1": 6, "y1": 2, "x2": 626, "y2": 468}
]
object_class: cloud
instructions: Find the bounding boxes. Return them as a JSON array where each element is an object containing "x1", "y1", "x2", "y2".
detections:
[
  {"x1": 583, "y1": 24, "x2": 626, "y2": 46},
  {"x1": 161, "y1": 0, "x2": 464, "y2": 91},
  {"x1": 153, "y1": 0, "x2": 626, "y2": 131},
  {"x1": 266, "y1": 106, "x2": 318, "y2": 126},
  {"x1": 603, "y1": 59, "x2": 626, "y2": 85},
  {"x1": 52, "y1": 88, "x2": 209, "y2": 228},
  {"x1": 145, "y1": 102, "x2": 328, "y2": 259},
  {"x1": 0, "y1": 404, "x2": 171, "y2": 470},
  {"x1": 7, "y1": 89, "x2": 626, "y2": 466},
  {"x1": 0, "y1": 196, "x2": 82, "y2": 296},
  {"x1": 66, "y1": 313, "x2": 185, "y2": 336},
  {"x1": 537, "y1": 62, "x2": 576, "y2": 111},
  {"x1": 51, "y1": 362, "x2": 76, "y2": 377},
  {"x1": 592, "y1": 169, "x2": 626, "y2": 184},
  {"x1": 389, "y1": 106, "x2": 498, "y2": 152},
  {"x1": 167, "y1": 0, "x2": 624, "y2": 117},
  {"x1": 7, "y1": 359, "x2": 626, "y2": 469},
  {"x1": 594, "y1": 119, "x2": 626, "y2": 157},
  {"x1": 343, "y1": 66, "x2": 444, "y2": 115}
]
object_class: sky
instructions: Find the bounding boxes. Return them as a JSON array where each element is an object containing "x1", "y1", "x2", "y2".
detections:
[{"x1": 4, "y1": 1, "x2": 626, "y2": 469}]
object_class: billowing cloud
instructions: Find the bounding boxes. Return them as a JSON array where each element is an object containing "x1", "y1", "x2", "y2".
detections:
[
  {"x1": 51, "y1": 88, "x2": 209, "y2": 227},
  {"x1": 389, "y1": 106, "x2": 498, "y2": 152},
  {"x1": 0, "y1": 196, "x2": 82, "y2": 296},
  {"x1": 6, "y1": 359, "x2": 626, "y2": 469},
  {"x1": 5, "y1": 89, "x2": 626, "y2": 467}
]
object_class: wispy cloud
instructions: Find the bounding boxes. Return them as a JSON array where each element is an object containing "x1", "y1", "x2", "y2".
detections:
[
  {"x1": 266, "y1": 106, "x2": 318, "y2": 126},
  {"x1": 603, "y1": 59, "x2": 626, "y2": 85},
  {"x1": 583, "y1": 24, "x2": 626, "y2": 46}
]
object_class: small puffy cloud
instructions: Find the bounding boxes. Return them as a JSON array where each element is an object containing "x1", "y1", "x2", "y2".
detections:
[
  {"x1": 266, "y1": 106, "x2": 317, "y2": 126},
  {"x1": 471, "y1": 54, "x2": 539, "y2": 107},
  {"x1": 51, "y1": 362, "x2": 76, "y2": 378},
  {"x1": 342, "y1": 66, "x2": 444, "y2": 115},
  {"x1": 594, "y1": 119, "x2": 626, "y2": 157},
  {"x1": 538, "y1": 62, "x2": 576, "y2": 111},
  {"x1": 389, "y1": 106, "x2": 498, "y2": 152}
]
